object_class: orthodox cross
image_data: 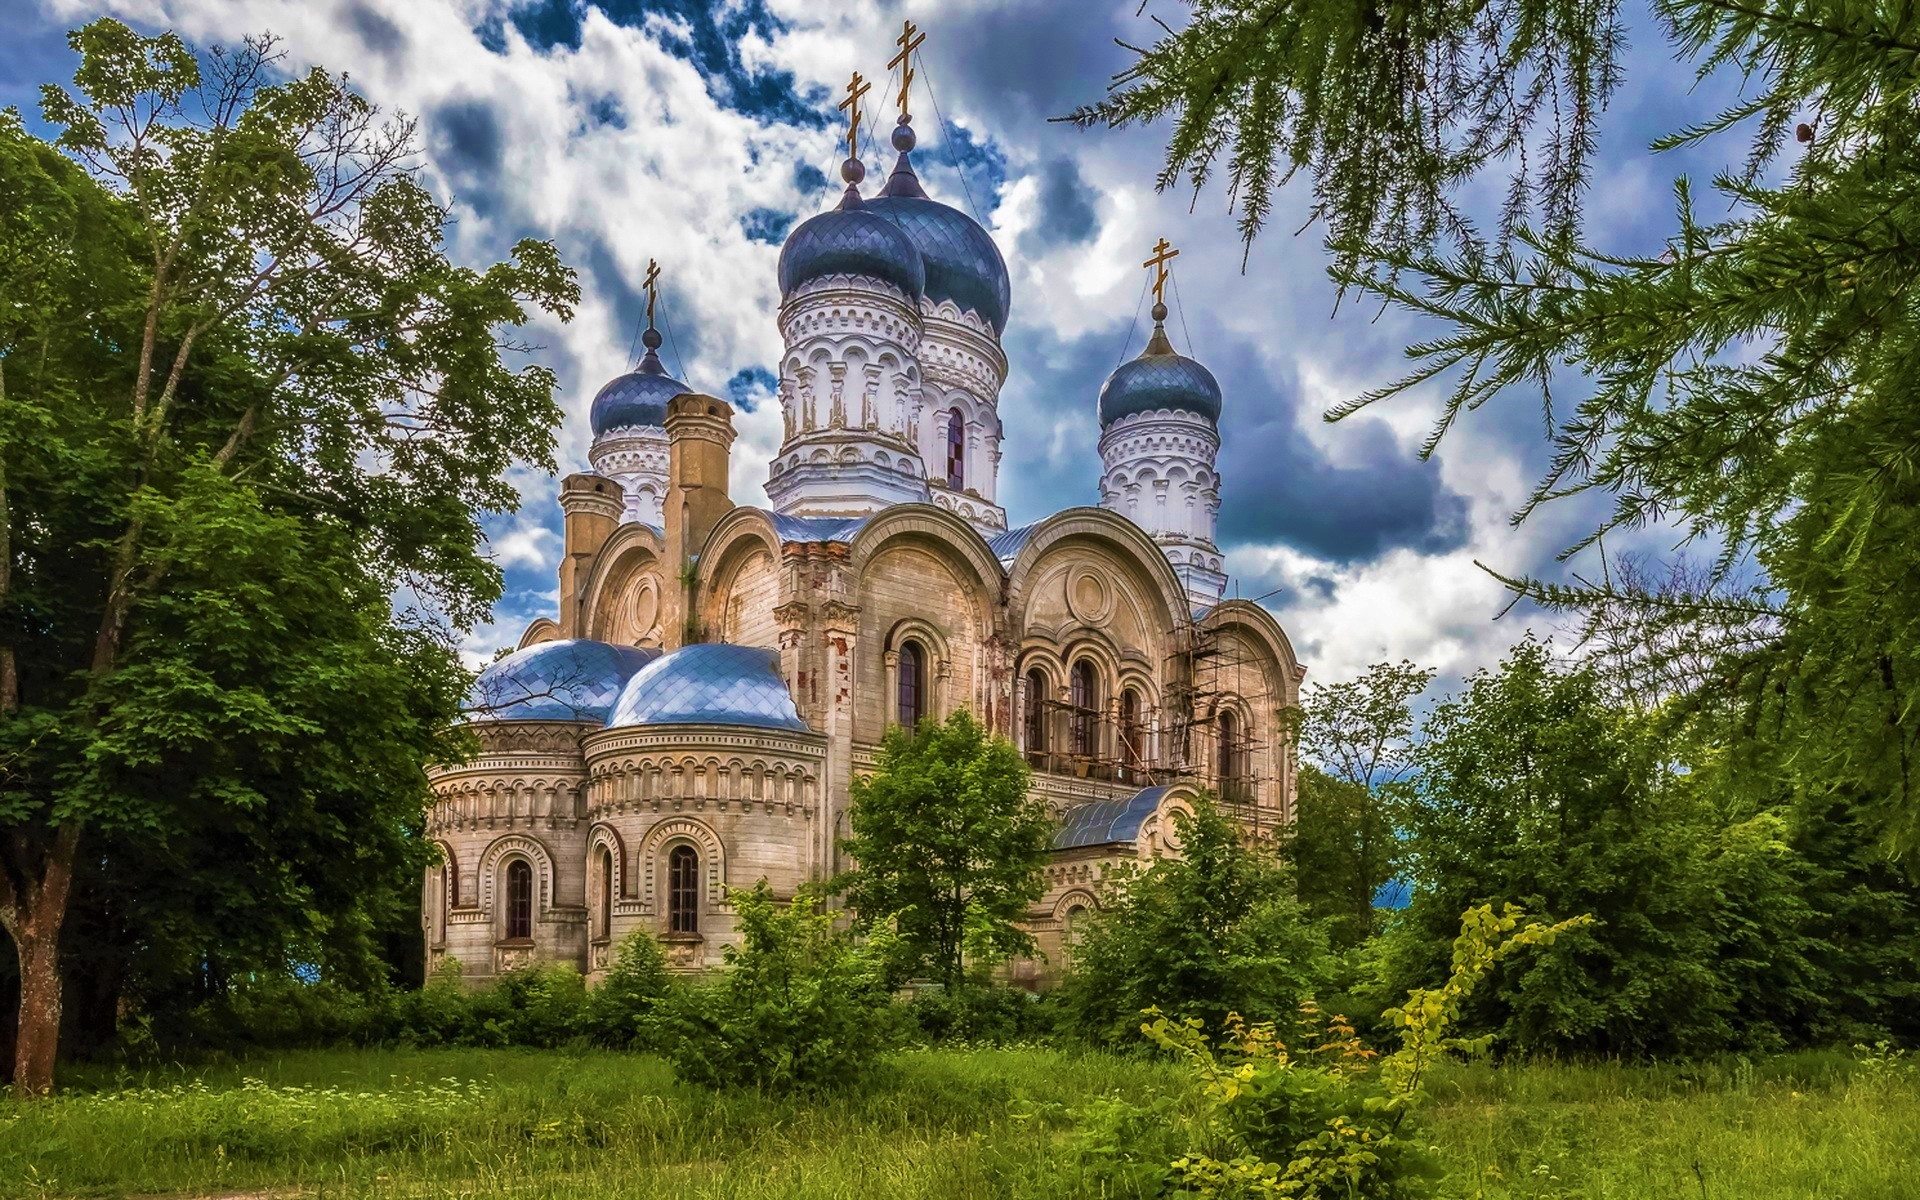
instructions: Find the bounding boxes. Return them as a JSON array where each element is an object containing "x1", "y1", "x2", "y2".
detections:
[
  {"x1": 643, "y1": 258, "x2": 661, "y2": 329},
  {"x1": 1143, "y1": 237, "x2": 1179, "y2": 306},
  {"x1": 838, "y1": 71, "x2": 871, "y2": 159},
  {"x1": 888, "y1": 20, "x2": 925, "y2": 120}
]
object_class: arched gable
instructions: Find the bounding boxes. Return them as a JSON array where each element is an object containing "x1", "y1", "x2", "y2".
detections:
[
  {"x1": 847, "y1": 503, "x2": 1004, "y2": 604},
  {"x1": 697, "y1": 508, "x2": 784, "y2": 646},
  {"x1": 579, "y1": 524, "x2": 667, "y2": 646},
  {"x1": 1201, "y1": 600, "x2": 1305, "y2": 711},
  {"x1": 1004, "y1": 508, "x2": 1187, "y2": 637},
  {"x1": 517, "y1": 618, "x2": 561, "y2": 650}
]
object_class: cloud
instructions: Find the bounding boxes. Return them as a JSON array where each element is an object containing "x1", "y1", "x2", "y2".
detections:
[
  {"x1": 23, "y1": 0, "x2": 1722, "y2": 678},
  {"x1": 1018, "y1": 155, "x2": 1098, "y2": 255}
]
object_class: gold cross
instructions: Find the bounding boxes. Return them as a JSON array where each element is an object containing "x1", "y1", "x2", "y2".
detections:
[
  {"x1": 1143, "y1": 237, "x2": 1179, "y2": 306},
  {"x1": 838, "y1": 71, "x2": 872, "y2": 160},
  {"x1": 643, "y1": 258, "x2": 660, "y2": 327},
  {"x1": 887, "y1": 20, "x2": 926, "y2": 120}
]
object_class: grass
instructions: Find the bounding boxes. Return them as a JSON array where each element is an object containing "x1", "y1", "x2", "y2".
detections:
[{"x1": 2, "y1": 1045, "x2": 1915, "y2": 1198}]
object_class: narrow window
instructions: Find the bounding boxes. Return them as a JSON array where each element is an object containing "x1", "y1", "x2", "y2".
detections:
[
  {"x1": 1024, "y1": 669, "x2": 1048, "y2": 756},
  {"x1": 1070, "y1": 660, "x2": 1097, "y2": 757},
  {"x1": 668, "y1": 844, "x2": 700, "y2": 935},
  {"x1": 1218, "y1": 710, "x2": 1242, "y2": 797},
  {"x1": 898, "y1": 640, "x2": 925, "y2": 727},
  {"x1": 505, "y1": 859, "x2": 533, "y2": 940},
  {"x1": 945, "y1": 408, "x2": 965, "y2": 490},
  {"x1": 596, "y1": 847, "x2": 613, "y2": 939},
  {"x1": 1120, "y1": 688, "x2": 1144, "y2": 781}
]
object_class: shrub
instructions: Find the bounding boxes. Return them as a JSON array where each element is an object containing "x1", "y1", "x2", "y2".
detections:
[
  {"x1": 661, "y1": 882, "x2": 897, "y2": 1093},
  {"x1": 1102, "y1": 905, "x2": 1590, "y2": 1199},
  {"x1": 904, "y1": 980, "x2": 1060, "y2": 1046},
  {"x1": 1059, "y1": 797, "x2": 1333, "y2": 1049},
  {"x1": 585, "y1": 931, "x2": 673, "y2": 1049}
]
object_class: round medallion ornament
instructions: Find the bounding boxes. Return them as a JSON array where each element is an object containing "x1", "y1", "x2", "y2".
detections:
[
  {"x1": 631, "y1": 581, "x2": 659, "y2": 636},
  {"x1": 1067, "y1": 569, "x2": 1113, "y2": 624}
]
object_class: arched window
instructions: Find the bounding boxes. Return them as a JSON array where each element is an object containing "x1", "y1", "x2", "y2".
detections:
[
  {"x1": 1120, "y1": 687, "x2": 1144, "y2": 781},
  {"x1": 668, "y1": 844, "x2": 700, "y2": 935},
  {"x1": 1218, "y1": 709, "x2": 1244, "y2": 799},
  {"x1": 428, "y1": 868, "x2": 446, "y2": 945},
  {"x1": 1024, "y1": 668, "x2": 1048, "y2": 758},
  {"x1": 596, "y1": 847, "x2": 613, "y2": 939},
  {"x1": 1070, "y1": 660, "x2": 1098, "y2": 757},
  {"x1": 945, "y1": 407, "x2": 965, "y2": 490},
  {"x1": 897, "y1": 639, "x2": 926, "y2": 727},
  {"x1": 1063, "y1": 903, "x2": 1090, "y2": 959},
  {"x1": 504, "y1": 858, "x2": 533, "y2": 940}
]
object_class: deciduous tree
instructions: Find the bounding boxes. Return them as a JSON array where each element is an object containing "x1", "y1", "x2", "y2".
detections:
[
  {"x1": 837, "y1": 711, "x2": 1050, "y2": 987},
  {"x1": 0, "y1": 21, "x2": 575, "y2": 1093}
]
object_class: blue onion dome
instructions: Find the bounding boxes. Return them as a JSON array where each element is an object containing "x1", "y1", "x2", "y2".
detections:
[
  {"x1": 778, "y1": 155, "x2": 926, "y2": 304},
  {"x1": 606, "y1": 643, "x2": 809, "y2": 732},
  {"x1": 467, "y1": 639, "x2": 661, "y2": 723},
  {"x1": 590, "y1": 329, "x2": 687, "y2": 436},
  {"x1": 1098, "y1": 304, "x2": 1223, "y2": 428},
  {"x1": 864, "y1": 117, "x2": 1011, "y2": 334}
]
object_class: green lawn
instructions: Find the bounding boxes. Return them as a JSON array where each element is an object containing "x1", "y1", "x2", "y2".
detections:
[{"x1": 2, "y1": 1046, "x2": 1914, "y2": 1198}]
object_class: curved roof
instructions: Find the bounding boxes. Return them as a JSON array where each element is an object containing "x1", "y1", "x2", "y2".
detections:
[
  {"x1": 1098, "y1": 324, "x2": 1223, "y2": 428},
  {"x1": 590, "y1": 335, "x2": 687, "y2": 436},
  {"x1": 778, "y1": 202, "x2": 926, "y2": 304},
  {"x1": 467, "y1": 639, "x2": 661, "y2": 723},
  {"x1": 1052, "y1": 787, "x2": 1169, "y2": 849},
  {"x1": 864, "y1": 194, "x2": 1010, "y2": 334},
  {"x1": 606, "y1": 643, "x2": 809, "y2": 732}
]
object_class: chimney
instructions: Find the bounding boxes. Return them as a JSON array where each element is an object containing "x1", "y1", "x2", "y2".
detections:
[
  {"x1": 557, "y1": 474, "x2": 624, "y2": 637},
  {"x1": 663, "y1": 393, "x2": 736, "y2": 645}
]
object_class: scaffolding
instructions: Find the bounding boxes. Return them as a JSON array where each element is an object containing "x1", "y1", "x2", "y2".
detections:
[{"x1": 1018, "y1": 603, "x2": 1282, "y2": 837}]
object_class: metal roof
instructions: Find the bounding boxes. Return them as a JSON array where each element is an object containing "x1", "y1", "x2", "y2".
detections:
[{"x1": 1052, "y1": 787, "x2": 1168, "y2": 849}]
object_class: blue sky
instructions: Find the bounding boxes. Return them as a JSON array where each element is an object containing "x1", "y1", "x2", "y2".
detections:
[{"x1": 6, "y1": 0, "x2": 1760, "y2": 686}]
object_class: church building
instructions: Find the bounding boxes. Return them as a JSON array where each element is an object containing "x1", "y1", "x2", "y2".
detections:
[{"x1": 423, "y1": 44, "x2": 1305, "y2": 985}]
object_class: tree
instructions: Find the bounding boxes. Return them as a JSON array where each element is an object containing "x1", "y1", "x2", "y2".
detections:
[
  {"x1": 661, "y1": 882, "x2": 898, "y2": 1094},
  {"x1": 1375, "y1": 638, "x2": 1911, "y2": 1057},
  {"x1": 0, "y1": 21, "x2": 574, "y2": 1093},
  {"x1": 1063, "y1": 0, "x2": 1621, "y2": 264},
  {"x1": 1288, "y1": 660, "x2": 1431, "y2": 943},
  {"x1": 837, "y1": 710, "x2": 1050, "y2": 987},
  {"x1": 1077, "y1": 2, "x2": 1920, "y2": 855},
  {"x1": 1060, "y1": 798, "x2": 1329, "y2": 1048}
]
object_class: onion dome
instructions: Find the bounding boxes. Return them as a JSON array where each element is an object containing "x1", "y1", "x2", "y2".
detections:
[
  {"x1": 590, "y1": 328, "x2": 687, "y2": 436},
  {"x1": 606, "y1": 643, "x2": 809, "y2": 732},
  {"x1": 1098, "y1": 304, "x2": 1223, "y2": 428},
  {"x1": 466, "y1": 639, "x2": 661, "y2": 723},
  {"x1": 778, "y1": 155, "x2": 926, "y2": 304},
  {"x1": 864, "y1": 116, "x2": 1011, "y2": 334}
]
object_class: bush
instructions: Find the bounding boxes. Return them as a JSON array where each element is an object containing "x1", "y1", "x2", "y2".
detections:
[
  {"x1": 1056, "y1": 905, "x2": 1589, "y2": 1199},
  {"x1": 904, "y1": 980, "x2": 1060, "y2": 1046},
  {"x1": 660, "y1": 882, "x2": 897, "y2": 1093},
  {"x1": 1059, "y1": 797, "x2": 1333, "y2": 1049},
  {"x1": 585, "y1": 931, "x2": 673, "y2": 1049}
]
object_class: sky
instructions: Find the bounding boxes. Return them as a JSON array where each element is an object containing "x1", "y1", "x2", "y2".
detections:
[{"x1": 3, "y1": 0, "x2": 1757, "y2": 690}]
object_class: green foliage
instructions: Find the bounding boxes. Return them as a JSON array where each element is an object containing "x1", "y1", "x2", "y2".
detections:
[
  {"x1": 1380, "y1": 638, "x2": 1920, "y2": 1057},
  {"x1": 1048, "y1": 905, "x2": 1588, "y2": 1199},
  {"x1": 1287, "y1": 660, "x2": 1430, "y2": 947},
  {"x1": 837, "y1": 710, "x2": 1050, "y2": 986},
  {"x1": 1060, "y1": 798, "x2": 1330, "y2": 1048},
  {"x1": 0, "y1": 17, "x2": 576, "y2": 1087},
  {"x1": 584, "y1": 932, "x2": 672, "y2": 1050},
  {"x1": 3, "y1": 1043, "x2": 1919, "y2": 1198},
  {"x1": 903, "y1": 981, "x2": 1061, "y2": 1047},
  {"x1": 1303, "y1": 6, "x2": 1920, "y2": 858},
  {"x1": 661, "y1": 883, "x2": 899, "y2": 1093},
  {"x1": 1062, "y1": 0, "x2": 1621, "y2": 259}
]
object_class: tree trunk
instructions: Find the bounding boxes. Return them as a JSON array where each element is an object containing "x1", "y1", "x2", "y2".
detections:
[{"x1": 5, "y1": 826, "x2": 79, "y2": 1097}]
